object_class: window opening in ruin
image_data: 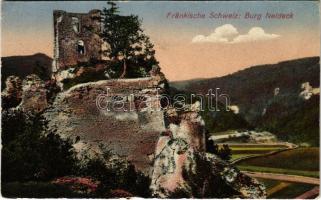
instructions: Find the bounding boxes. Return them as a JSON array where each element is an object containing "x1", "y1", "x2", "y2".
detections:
[
  {"x1": 77, "y1": 40, "x2": 85, "y2": 55},
  {"x1": 71, "y1": 17, "x2": 80, "y2": 33}
]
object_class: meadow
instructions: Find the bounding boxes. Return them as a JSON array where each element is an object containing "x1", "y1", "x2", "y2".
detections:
[{"x1": 236, "y1": 147, "x2": 319, "y2": 175}]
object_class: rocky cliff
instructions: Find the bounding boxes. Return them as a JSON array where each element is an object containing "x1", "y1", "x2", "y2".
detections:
[
  {"x1": 2, "y1": 70, "x2": 266, "y2": 198},
  {"x1": 44, "y1": 76, "x2": 166, "y2": 173},
  {"x1": 151, "y1": 104, "x2": 265, "y2": 198}
]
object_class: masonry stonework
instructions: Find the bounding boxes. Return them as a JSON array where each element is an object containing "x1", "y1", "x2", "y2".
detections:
[{"x1": 53, "y1": 10, "x2": 103, "y2": 71}]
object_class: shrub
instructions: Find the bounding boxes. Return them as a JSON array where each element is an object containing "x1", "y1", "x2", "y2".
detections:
[{"x1": 1, "y1": 110, "x2": 77, "y2": 182}]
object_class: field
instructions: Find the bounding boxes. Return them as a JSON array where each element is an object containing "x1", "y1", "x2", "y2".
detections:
[
  {"x1": 214, "y1": 132, "x2": 319, "y2": 198},
  {"x1": 216, "y1": 143, "x2": 287, "y2": 161},
  {"x1": 236, "y1": 147, "x2": 320, "y2": 198},
  {"x1": 236, "y1": 147, "x2": 319, "y2": 177},
  {"x1": 238, "y1": 166, "x2": 319, "y2": 178},
  {"x1": 257, "y1": 178, "x2": 316, "y2": 199}
]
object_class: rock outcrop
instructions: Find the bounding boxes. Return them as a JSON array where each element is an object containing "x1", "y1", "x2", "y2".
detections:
[
  {"x1": 18, "y1": 74, "x2": 48, "y2": 113},
  {"x1": 150, "y1": 103, "x2": 266, "y2": 198},
  {"x1": 2, "y1": 76, "x2": 23, "y2": 109},
  {"x1": 42, "y1": 71, "x2": 266, "y2": 198},
  {"x1": 44, "y1": 77, "x2": 166, "y2": 174},
  {"x1": 2, "y1": 70, "x2": 266, "y2": 198}
]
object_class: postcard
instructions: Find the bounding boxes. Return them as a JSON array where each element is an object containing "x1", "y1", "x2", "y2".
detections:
[{"x1": 1, "y1": 1, "x2": 320, "y2": 199}]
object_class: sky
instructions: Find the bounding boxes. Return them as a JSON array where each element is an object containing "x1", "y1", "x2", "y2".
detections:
[{"x1": 1, "y1": 1, "x2": 320, "y2": 81}]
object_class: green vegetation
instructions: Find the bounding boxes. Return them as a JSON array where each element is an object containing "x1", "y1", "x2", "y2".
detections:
[
  {"x1": 202, "y1": 106, "x2": 251, "y2": 133},
  {"x1": 2, "y1": 110, "x2": 76, "y2": 182},
  {"x1": 256, "y1": 178, "x2": 316, "y2": 199},
  {"x1": 268, "y1": 183, "x2": 315, "y2": 199},
  {"x1": 256, "y1": 178, "x2": 280, "y2": 190},
  {"x1": 236, "y1": 148, "x2": 319, "y2": 178},
  {"x1": 33, "y1": 60, "x2": 51, "y2": 81},
  {"x1": 171, "y1": 57, "x2": 320, "y2": 146},
  {"x1": 237, "y1": 148, "x2": 319, "y2": 172},
  {"x1": 231, "y1": 154, "x2": 259, "y2": 161},
  {"x1": 206, "y1": 142, "x2": 232, "y2": 161},
  {"x1": 62, "y1": 66, "x2": 107, "y2": 90},
  {"x1": 218, "y1": 144, "x2": 286, "y2": 161},
  {"x1": 101, "y1": 1, "x2": 158, "y2": 78},
  {"x1": 259, "y1": 95, "x2": 319, "y2": 146},
  {"x1": 223, "y1": 144, "x2": 287, "y2": 148},
  {"x1": 1, "y1": 109, "x2": 151, "y2": 198}
]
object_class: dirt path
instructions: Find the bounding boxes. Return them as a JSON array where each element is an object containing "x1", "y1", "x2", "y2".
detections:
[
  {"x1": 295, "y1": 186, "x2": 319, "y2": 199},
  {"x1": 243, "y1": 171, "x2": 320, "y2": 185}
]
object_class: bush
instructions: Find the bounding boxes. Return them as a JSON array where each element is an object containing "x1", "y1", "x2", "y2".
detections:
[
  {"x1": 2, "y1": 110, "x2": 151, "y2": 197},
  {"x1": 78, "y1": 155, "x2": 151, "y2": 197},
  {"x1": 1, "y1": 110, "x2": 77, "y2": 182}
]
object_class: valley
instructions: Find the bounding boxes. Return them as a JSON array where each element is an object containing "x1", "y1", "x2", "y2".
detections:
[{"x1": 212, "y1": 130, "x2": 319, "y2": 199}]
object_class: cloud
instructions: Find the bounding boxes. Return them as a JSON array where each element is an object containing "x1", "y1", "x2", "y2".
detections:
[
  {"x1": 192, "y1": 24, "x2": 280, "y2": 44},
  {"x1": 192, "y1": 24, "x2": 238, "y2": 43},
  {"x1": 232, "y1": 27, "x2": 280, "y2": 43}
]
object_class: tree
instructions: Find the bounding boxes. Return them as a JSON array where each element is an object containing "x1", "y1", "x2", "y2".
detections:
[
  {"x1": 219, "y1": 144, "x2": 232, "y2": 161},
  {"x1": 206, "y1": 139, "x2": 232, "y2": 161},
  {"x1": 101, "y1": 1, "x2": 158, "y2": 78},
  {"x1": 1, "y1": 110, "x2": 77, "y2": 182}
]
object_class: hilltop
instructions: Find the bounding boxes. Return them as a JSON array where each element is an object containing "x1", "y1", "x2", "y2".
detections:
[{"x1": 171, "y1": 57, "x2": 320, "y2": 146}]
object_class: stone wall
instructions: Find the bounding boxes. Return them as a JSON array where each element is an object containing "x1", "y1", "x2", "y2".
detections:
[
  {"x1": 53, "y1": 10, "x2": 102, "y2": 71},
  {"x1": 44, "y1": 77, "x2": 166, "y2": 173}
]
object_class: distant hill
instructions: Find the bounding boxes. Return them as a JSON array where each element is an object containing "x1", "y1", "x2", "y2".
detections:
[
  {"x1": 170, "y1": 57, "x2": 320, "y2": 146},
  {"x1": 1, "y1": 53, "x2": 53, "y2": 88}
]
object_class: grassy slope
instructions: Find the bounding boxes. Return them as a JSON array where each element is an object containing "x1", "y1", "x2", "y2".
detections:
[{"x1": 236, "y1": 147, "x2": 319, "y2": 177}]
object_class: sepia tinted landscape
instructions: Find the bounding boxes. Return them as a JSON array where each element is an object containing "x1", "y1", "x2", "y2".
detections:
[{"x1": 1, "y1": 1, "x2": 319, "y2": 199}]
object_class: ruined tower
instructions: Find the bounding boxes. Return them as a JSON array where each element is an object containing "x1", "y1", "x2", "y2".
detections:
[{"x1": 53, "y1": 10, "x2": 103, "y2": 72}]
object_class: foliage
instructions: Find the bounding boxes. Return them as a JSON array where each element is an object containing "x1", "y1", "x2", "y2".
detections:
[
  {"x1": 171, "y1": 57, "x2": 320, "y2": 146},
  {"x1": 77, "y1": 153, "x2": 151, "y2": 197},
  {"x1": 206, "y1": 139, "x2": 232, "y2": 161},
  {"x1": 62, "y1": 66, "x2": 107, "y2": 90},
  {"x1": 202, "y1": 108, "x2": 252, "y2": 133},
  {"x1": 1, "y1": 110, "x2": 77, "y2": 182},
  {"x1": 258, "y1": 95, "x2": 319, "y2": 146},
  {"x1": 167, "y1": 87, "x2": 251, "y2": 133},
  {"x1": 101, "y1": 1, "x2": 158, "y2": 78},
  {"x1": 33, "y1": 61, "x2": 51, "y2": 80},
  {"x1": 1, "y1": 108, "x2": 151, "y2": 197}
]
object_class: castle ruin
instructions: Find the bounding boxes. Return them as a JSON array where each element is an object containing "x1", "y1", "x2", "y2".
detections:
[{"x1": 53, "y1": 10, "x2": 107, "y2": 72}]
